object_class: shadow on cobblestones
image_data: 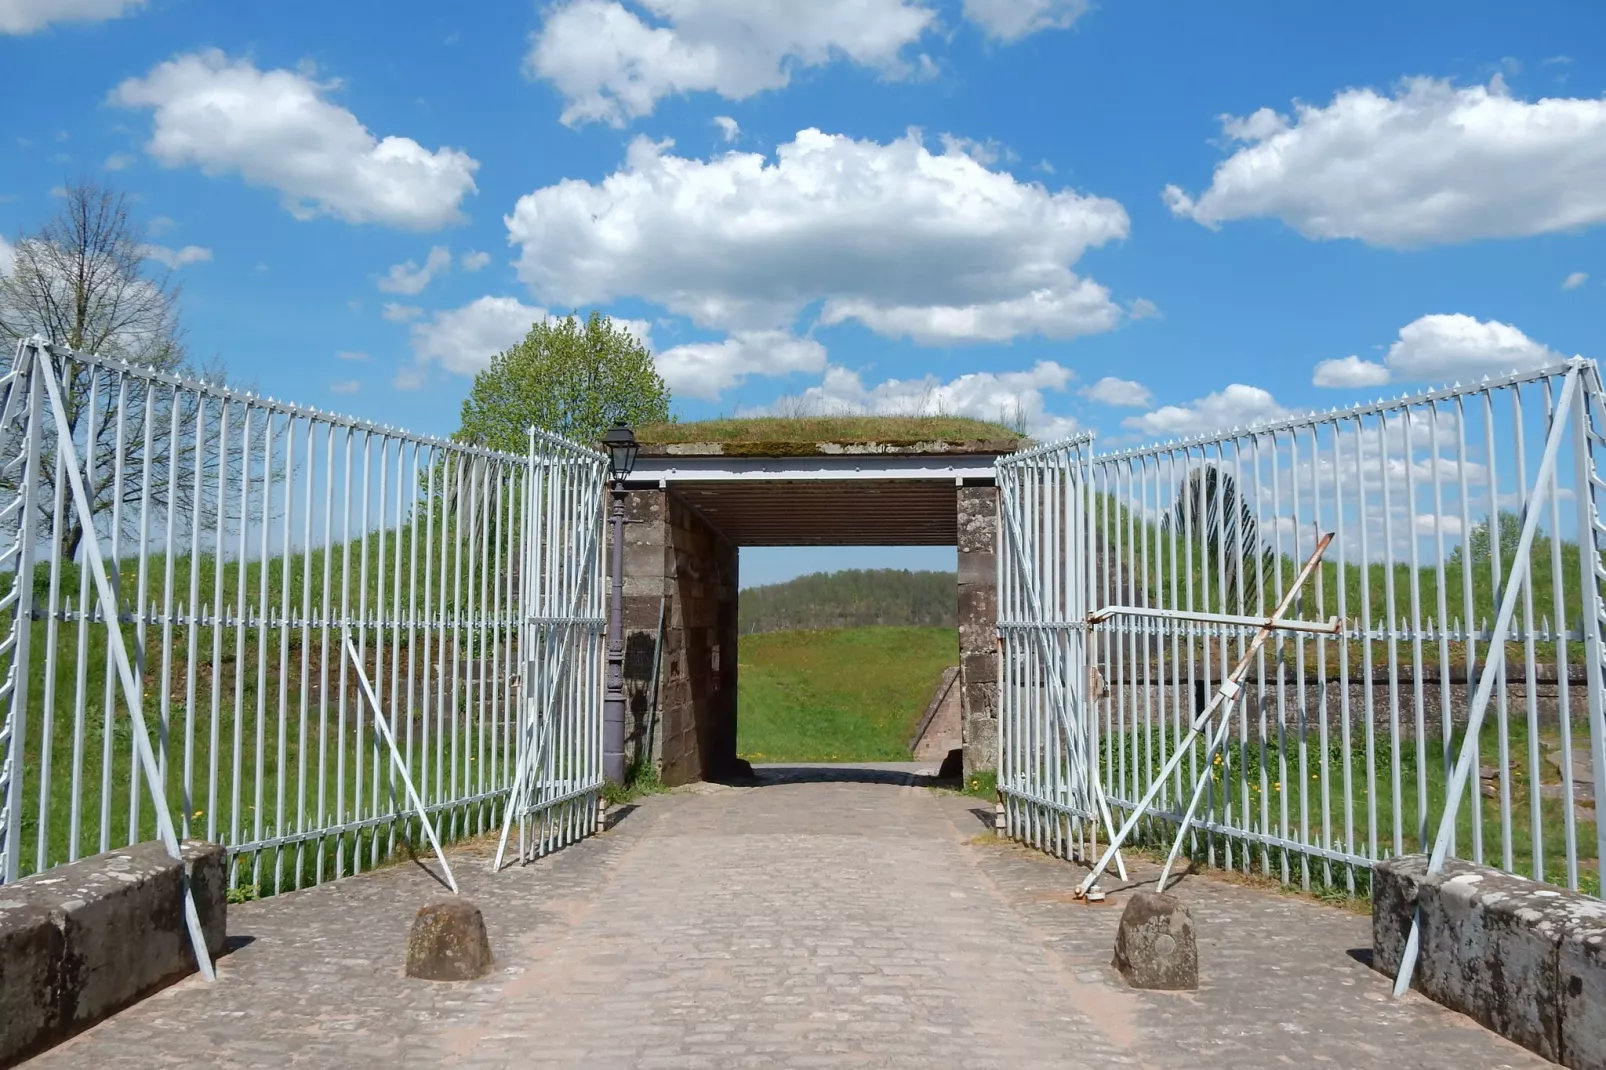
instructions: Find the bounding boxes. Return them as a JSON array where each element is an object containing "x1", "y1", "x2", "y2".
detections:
[{"x1": 734, "y1": 761, "x2": 954, "y2": 789}]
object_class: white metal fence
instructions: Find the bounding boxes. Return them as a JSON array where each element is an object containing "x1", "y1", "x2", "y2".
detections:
[
  {"x1": 999, "y1": 359, "x2": 1606, "y2": 898},
  {"x1": 0, "y1": 339, "x2": 607, "y2": 896}
]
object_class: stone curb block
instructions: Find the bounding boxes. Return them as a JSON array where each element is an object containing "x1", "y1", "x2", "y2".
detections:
[
  {"x1": 1373, "y1": 853, "x2": 1606, "y2": 1070},
  {"x1": 0, "y1": 840, "x2": 227, "y2": 1068}
]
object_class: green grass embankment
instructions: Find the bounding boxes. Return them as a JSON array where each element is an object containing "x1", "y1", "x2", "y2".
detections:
[{"x1": 736, "y1": 626, "x2": 957, "y2": 763}]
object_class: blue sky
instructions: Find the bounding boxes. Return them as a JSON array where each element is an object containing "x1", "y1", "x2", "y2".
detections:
[{"x1": 3, "y1": 0, "x2": 1604, "y2": 586}]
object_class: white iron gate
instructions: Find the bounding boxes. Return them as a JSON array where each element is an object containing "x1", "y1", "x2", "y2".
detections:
[
  {"x1": 0, "y1": 337, "x2": 607, "y2": 902},
  {"x1": 997, "y1": 359, "x2": 1606, "y2": 900},
  {"x1": 996, "y1": 433, "x2": 1127, "y2": 874},
  {"x1": 494, "y1": 429, "x2": 607, "y2": 870}
]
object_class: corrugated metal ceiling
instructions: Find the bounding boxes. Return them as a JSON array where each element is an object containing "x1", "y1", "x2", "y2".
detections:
[{"x1": 671, "y1": 480, "x2": 963, "y2": 546}]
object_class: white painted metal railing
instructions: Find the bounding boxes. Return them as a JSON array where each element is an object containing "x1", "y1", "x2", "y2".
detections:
[
  {"x1": 0, "y1": 338, "x2": 607, "y2": 897},
  {"x1": 998, "y1": 359, "x2": 1606, "y2": 900}
]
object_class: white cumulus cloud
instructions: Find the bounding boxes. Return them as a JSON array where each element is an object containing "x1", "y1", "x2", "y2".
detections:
[
  {"x1": 713, "y1": 115, "x2": 739, "y2": 142},
  {"x1": 113, "y1": 50, "x2": 479, "y2": 230},
  {"x1": 1164, "y1": 76, "x2": 1606, "y2": 247},
  {"x1": 526, "y1": 0, "x2": 936, "y2": 127},
  {"x1": 962, "y1": 0, "x2": 1089, "y2": 42},
  {"x1": 0, "y1": 233, "x2": 15, "y2": 275},
  {"x1": 1384, "y1": 313, "x2": 1564, "y2": 380},
  {"x1": 381, "y1": 302, "x2": 423, "y2": 322},
  {"x1": 657, "y1": 330, "x2": 826, "y2": 400},
  {"x1": 406, "y1": 296, "x2": 655, "y2": 384},
  {"x1": 1312, "y1": 354, "x2": 1392, "y2": 388},
  {"x1": 505, "y1": 128, "x2": 1133, "y2": 346},
  {"x1": 0, "y1": 0, "x2": 143, "y2": 34},
  {"x1": 139, "y1": 242, "x2": 211, "y2": 268},
  {"x1": 1123, "y1": 384, "x2": 1291, "y2": 439},
  {"x1": 460, "y1": 249, "x2": 491, "y2": 272},
  {"x1": 1314, "y1": 315, "x2": 1567, "y2": 388},
  {"x1": 379, "y1": 245, "x2": 452, "y2": 294},
  {"x1": 329, "y1": 379, "x2": 360, "y2": 395},
  {"x1": 1563, "y1": 271, "x2": 1589, "y2": 290},
  {"x1": 1079, "y1": 376, "x2": 1152, "y2": 407},
  {"x1": 410, "y1": 296, "x2": 551, "y2": 377},
  {"x1": 770, "y1": 360, "x2": 1078, "y2": 440}
]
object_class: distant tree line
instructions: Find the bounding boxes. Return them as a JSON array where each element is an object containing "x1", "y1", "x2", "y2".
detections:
[{"x1": 739, "y1": 568, "x2": 957, "y2": 634}]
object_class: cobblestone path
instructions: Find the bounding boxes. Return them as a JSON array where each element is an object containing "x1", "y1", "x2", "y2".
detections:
[{"x1": 28, "y1": 765, "x2": 1552, "y2": 1069}]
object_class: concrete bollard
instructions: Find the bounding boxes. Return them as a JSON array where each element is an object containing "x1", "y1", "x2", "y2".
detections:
[
  {"x1": 406, "y1": 900, "x2": 494, "y2": 981},
  {"x1": 1112, "y1": 890, "x2": 1198, "y2": 990}
]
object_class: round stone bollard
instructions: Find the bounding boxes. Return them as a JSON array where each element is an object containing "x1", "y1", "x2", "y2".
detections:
[
  {"x1": 406, "y1": 899, "x2": 494, "y2": 981},
  {"x1": 1111, "y1": 890, "x2": 1197, "y2": 990}
]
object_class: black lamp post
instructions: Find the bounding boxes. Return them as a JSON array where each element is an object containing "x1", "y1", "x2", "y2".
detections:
[{"x1": 601, "y1": 420, "x2": 639, "y2": 786}]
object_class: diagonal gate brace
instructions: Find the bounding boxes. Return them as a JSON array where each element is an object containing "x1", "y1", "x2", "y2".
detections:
[{"x1": 35, "y1": 342, "x2": 216, "y2": 980}]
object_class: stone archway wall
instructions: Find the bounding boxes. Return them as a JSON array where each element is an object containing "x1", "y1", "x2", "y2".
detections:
[
  {"x1": 957, "y1": 485, "x2": 1000, "y2": 779},
  {"x1": 614, "y1": 488, "x2": 740, "y2": 786},
  {"x1": 612, "y1": 482, "x2": 1001, "y2": 785}
]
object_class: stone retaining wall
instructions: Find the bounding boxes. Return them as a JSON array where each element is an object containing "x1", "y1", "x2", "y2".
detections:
[
  {"x1": 1095, "y1": 677, "x2": 1588, "y2": 737},
  {"x1": 0, "y1": 840, "x2": 226, "y2": 1067},
  {"x1": 1373, "y1": 854, "x2": 1606, "y2": 1069}
]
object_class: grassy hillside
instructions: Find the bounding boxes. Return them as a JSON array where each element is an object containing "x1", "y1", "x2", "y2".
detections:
[
  {"x1": 739, "y1": 569, "x2": 956, "y2": 634},
  {"x1": 736, "y1": 626, "x2": 957, "y2": 763}
]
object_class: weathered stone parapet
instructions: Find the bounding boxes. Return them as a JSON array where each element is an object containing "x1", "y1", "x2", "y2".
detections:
[
  {"x1": 0, "y1": 840, "x2": 226, "y2": 1066},
  {"x1": 958, "y1": 485, "x2": 999, "y2": 778},
  {"x1": 1373, "y1": 853, "x2": 1606, "y2": 1068}
]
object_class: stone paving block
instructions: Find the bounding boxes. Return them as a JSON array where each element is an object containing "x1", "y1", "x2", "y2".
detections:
[{"x1": 17, "y1": 770, "x2": 1565, "y2": 1070}]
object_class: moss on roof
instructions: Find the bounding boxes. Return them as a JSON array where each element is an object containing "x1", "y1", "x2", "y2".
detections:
[{"x1": 632, "y1": 415, "x2": 1025, "y2": 448}]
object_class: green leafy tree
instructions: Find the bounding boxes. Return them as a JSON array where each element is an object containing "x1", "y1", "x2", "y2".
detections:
[{"x1": 456, "y1": 310, "x2": 671, "y2": 453}]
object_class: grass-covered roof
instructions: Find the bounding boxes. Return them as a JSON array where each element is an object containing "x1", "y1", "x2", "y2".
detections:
[{"x1": 633, "y1": 415, "x2": 1025, "y2": 449}]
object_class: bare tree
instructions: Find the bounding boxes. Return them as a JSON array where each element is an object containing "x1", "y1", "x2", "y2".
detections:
[{"x1": 0, "y1": 180, "x2": 237, "y2": 560}]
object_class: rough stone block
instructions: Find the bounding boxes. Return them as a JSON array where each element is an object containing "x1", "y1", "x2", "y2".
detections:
[
  {"x1": 0, "y1": 840, "x2": 225, "y2": 1067},
  {"x1": 0, "y1": 903, "x2": 64, "y2": 1063},
  {"x1": 624, "y1": 541, "x2": 669, "y2": 579},
  {"x1": 959, "y1": 651, "x2": 998, "y2": 686},
  {"x1": 1371, "y1": 852, "x2": 1439, "y2": 977},
  {"x1": 1432, "y1": 869, "x2": 1570, "y2": 1058},
  {"x1": 962, "y1": 715, "x2": 997, "y2": 776},
  {"x1": 1374, "y1": 854, "x2": 1606, "y2": 1068},
  {"x1": 957, "y1": 549, "x2": 996, "y2": 586},
  {"x1": 1111, "y1": 891, "x2": 1198, "y2": 990},
  {"x1": 406, "y1": 900, "x2": 494, "y2": 981},
  {"x1": 1560, "y1": 911, "x2": 1606, "y2": 1070},
  {"x1": 956, "y1": 488, "x2": 998, "y2": 553}
]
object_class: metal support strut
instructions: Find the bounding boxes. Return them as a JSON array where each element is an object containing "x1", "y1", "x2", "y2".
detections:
[{"x1": 342, "y1": 634, "x2": 458, "y2": 894}]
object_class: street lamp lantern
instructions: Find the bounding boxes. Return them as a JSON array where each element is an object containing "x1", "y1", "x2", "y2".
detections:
[{"x1": 602, "y1": 420, "x2": 639, "y2": 482}]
